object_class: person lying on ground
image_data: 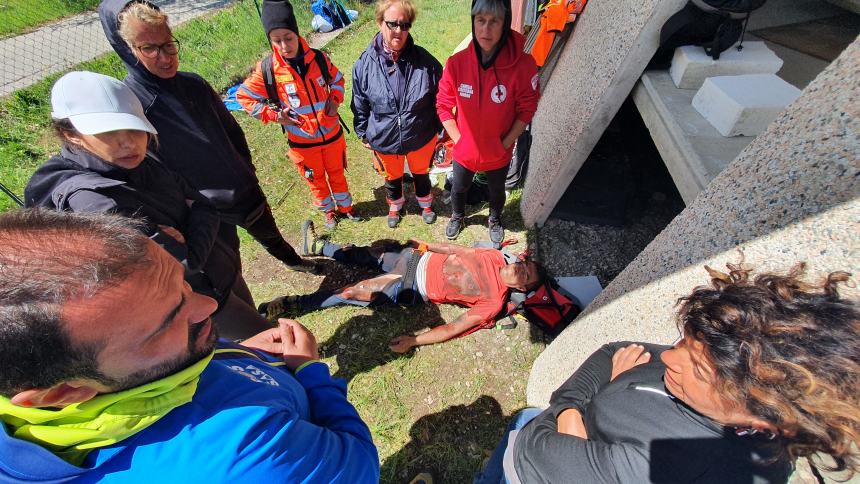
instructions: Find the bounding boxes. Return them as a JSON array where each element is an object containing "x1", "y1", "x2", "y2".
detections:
[
  {"x1": 258, "y1": 220, "x2": 546, "y2": 353},
  {"x1": 474, "y1": 263, "x2": 860, "y2": 484},
  {"x1": 98, "y1": 0, "x2": 317, "y2": 273},
  {"x1": 24, "y1": 71, "x2": 270, "y2": 340},
  {"x1": 0, "y1": 209, "x2": 378, "y2": 482}
]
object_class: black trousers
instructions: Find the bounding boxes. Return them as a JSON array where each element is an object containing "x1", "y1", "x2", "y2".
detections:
[
  {"x1": 450, "y1": 161, "x2": 507, "y2": 219},
  {"x1": 240, "y1": 203, "x2": 302, "y2": 266}
]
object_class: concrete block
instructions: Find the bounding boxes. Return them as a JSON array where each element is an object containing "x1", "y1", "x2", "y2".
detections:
[
  {"x1": 669, "y1": 42, "x2": 784, "y2": 89},
  {"x1": 692, "y1": 74, "x2": 801, "y2": 137}
]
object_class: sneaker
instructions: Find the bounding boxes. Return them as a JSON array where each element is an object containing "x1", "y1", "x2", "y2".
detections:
[
  {"x1": 387, "y1": 210, "x2": 401, "y2": 228},
  {"x1": 421, "y1": 208, "x2": 437, "y2": 224},
  {"x1": 324, "y1": 210, "x2": 338, "y2": 229},
  {"x1": 301, "y1": 219, "x2": 323, "y2": 256},
  {"x1": 257, "y1": 295, "x2": 301, "y2": 319},
  {"x1": 488, "y1": 216, "x2": 504, "y2": 246},
  {"x1": 342, "y1": 209, "x2": 361, "y2": 222},
  {"x1": 286, "y1": 258, "x2": 320, "y2": 274},
  {"x1": 445, "y1": 215, "x2": 464, "y2": 240}
]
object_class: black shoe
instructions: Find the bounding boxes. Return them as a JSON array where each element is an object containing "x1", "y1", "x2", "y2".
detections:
[
  {"x1": 387, "y1": 210, "x2": 401, "y2": 228},
  {"x1": 301, "y1": 219, "x2": 323, "y2": 256},
  {"x1": 286, "y1": 259, "x2": 321, "y2": 274},
  {"x1": 257, "y1": 295, "x2": 301, "y2": 319},
  {"x1": 445, "y1": 215, "x2": 464, "y2": 240},
  {"x1": 421, "y1": 208, "x2": 437, "y2": 224},
  {"x1": 488, "y1": 216, "x2": 504, "y2": 246}
]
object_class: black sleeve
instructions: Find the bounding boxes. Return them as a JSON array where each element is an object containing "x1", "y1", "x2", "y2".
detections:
[
  {"x1": 547, "y1": 341, "x2": 636, "y2": 417},
  {"x1": 512, "y1": 341, "x2": 662, "y2": 483},
  {"x1": 513, "y1": 416, "x2": 651, "y2": 484},
  {"x1": 175, "y1": 173, "x2": 220, "y2": 273},
  {"x1": 350, "y1": 58, "x2": 370, "y2": 140},
  {"x1": 67, "y1": 190, "x2": 190, "y2": 264},
  {"x1": 206, "y1": 80, "x2": 255, "y2": 169}
]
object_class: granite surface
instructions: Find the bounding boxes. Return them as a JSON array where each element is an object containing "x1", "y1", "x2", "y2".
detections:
[
  {"x1": 527, "y1": 35, "x2": 860, "y2": 410},
  {"x1": 520, "y1": 0, "x2": 688, "y2": 226}
]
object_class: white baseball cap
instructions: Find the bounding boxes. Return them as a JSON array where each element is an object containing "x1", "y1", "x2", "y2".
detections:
[{"x1": 50, "y1": 71, "x2": 157, "y2": 136}]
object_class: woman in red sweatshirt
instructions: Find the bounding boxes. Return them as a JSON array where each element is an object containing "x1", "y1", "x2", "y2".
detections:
[{"x1": 436, "y1": 0, "x2": 540, "y2": 244}]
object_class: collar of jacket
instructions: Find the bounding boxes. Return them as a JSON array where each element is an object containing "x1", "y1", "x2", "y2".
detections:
[
  {"x1": 272, "y1": 36, "x2": 315, "y2": 76},
  {"x1": 370, "y1": 32, "x2": 415, "y2": 62},
  {"x1": 60, "y1": 144, "x2": 142, "y2": 182}
]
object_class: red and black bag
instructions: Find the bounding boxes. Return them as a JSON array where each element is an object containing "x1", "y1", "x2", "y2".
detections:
[{"x1": 504, "y1": 279, "x2": 581, "y2": 336}]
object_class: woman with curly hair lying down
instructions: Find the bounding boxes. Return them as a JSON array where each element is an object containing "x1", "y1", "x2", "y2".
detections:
[{"x1": 475, "y1": 263, "x2": 860, "y2": 483}]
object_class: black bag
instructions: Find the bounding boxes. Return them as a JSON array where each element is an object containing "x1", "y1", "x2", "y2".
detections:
[
  {"x1": 505, "y1": 125, "x2": 532, "y2": 191},
  {"x1": 651, "y1": 0, "x2": 768, "y2": 66}
]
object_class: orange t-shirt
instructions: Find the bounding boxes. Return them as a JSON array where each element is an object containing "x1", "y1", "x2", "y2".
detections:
[{"x1": 423, "y1": 249, "x2": 508, "y2": 325}]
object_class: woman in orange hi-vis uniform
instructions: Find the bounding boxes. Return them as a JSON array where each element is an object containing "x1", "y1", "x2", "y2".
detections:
[{"x1": 237, "y1": 0, "x2": 358, "y2": 229}]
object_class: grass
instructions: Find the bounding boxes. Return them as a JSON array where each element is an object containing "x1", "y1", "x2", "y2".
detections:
[
  {"x1": 2, "y1": 0, "x2": 550, "y2": 481},
  {"x1": 0, "y1": 0, "x2": 101, "y2": 38},
  {"x1": 0, "y1": 0, "x2": 288, "y2": 212}
]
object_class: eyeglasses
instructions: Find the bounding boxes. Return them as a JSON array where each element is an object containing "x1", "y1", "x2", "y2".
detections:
[
  {"x1": 134, "y1": 39, "x2": 180, "y2": 58},
  {"x1": 384, "y1": 20, "x2": 411, "y2": 31}
]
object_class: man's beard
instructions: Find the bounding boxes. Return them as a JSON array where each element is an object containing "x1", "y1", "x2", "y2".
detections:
[{"x1": 102, "y1": 319, "x2": 219, "y2": 392}]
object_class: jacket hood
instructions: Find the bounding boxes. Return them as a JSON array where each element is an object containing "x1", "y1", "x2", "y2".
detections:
[
  {"x1": 468, "y1": 29, "x2": 527, "y2": 71},
  {"x1": 471, "y1": 0, "x2": 513, "y2": 69},
  {"x1": 98, "y1": 0, "x2": 168, "y2": 88}
]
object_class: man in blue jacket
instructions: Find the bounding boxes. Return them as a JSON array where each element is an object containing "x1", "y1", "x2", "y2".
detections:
[{"x1": 0, "y1": 209, "x2": 379, "y2": 482}]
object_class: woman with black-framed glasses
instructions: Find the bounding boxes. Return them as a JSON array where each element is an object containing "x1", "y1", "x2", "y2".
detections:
[{"x1": 351, "y1": 0, "x2": 443, "y2": 228}]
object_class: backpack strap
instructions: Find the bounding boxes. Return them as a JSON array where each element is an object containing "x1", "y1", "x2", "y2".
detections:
[{"x1": 262, "y1": 53, "x2": 280, "y2": 106}]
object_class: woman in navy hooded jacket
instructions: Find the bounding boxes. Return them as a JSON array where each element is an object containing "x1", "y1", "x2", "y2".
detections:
[
  {"x1": 351, "y1": 0, "x2": 443, "y2": 228},
  {"x1": 97, "y1": 0, "x2": 318, "y2": 275}
]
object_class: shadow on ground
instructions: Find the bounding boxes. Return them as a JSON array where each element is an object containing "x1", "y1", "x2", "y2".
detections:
[{"x1": 382, "y1": 395, "x2": 515, "y2": 484}]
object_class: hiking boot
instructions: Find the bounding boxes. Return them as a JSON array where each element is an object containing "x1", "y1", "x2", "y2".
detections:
[
  {"x1": 387, "y1": 210, "x2": 401, "y2": 228},
  {"x1": 301, "y1": 219, "x2": 324, "y2": 256},
  {"x1": 324, "y1": 210, "x2": 338, "y2": 229},
  {"x1": 488, "y1": 216, "x2": 504, "y2": 246},
  {"x1": 342, "y1": 209, "x2": 361, "y2": 222},
  {"x1": 257, "y1": 295, "x2": 301, "y2": 320},
  {"x1": 286, "y1": 258, "x2": 320, "y2": 274},
  {"x1": 445, "y1": 215, "x2": 464, "y2": 240},
  {"x1": 421, "y1": 208, "x2": 437, "y2": 225}
]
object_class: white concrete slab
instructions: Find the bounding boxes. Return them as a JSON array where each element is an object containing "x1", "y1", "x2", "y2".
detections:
[
  {"x1": 669, "y1": 42, "x2": 783, "y2": 89},
  {"x1": 632, "y1": 70, "x2": 755, "y2": 204},
  {"x1": 693, "y1": 74, "x2": 802, "y2": 137}
]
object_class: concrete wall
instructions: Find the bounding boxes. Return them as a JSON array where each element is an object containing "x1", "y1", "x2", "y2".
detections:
[
  {"x1": 527, "y1": 35, "x2": 860, "y2": 407},
  {"x1": 520, "y1": 0, "x2": 687, "y2": 226}
]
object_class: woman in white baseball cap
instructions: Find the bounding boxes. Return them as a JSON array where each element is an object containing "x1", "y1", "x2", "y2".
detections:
[{"x1": 24, "y1": 71, "x2": 273, "y2": 340}]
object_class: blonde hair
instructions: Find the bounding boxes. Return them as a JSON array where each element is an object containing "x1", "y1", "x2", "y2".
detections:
[
  {"x1": 117, "y1": 2, "x2": 171, "y2": 47},
  {"x1": 375, "y1": 0, "x2": 417, "y2": 25}
]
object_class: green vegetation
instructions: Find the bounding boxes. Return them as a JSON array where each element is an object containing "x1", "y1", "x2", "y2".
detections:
[
  {"x1": 0, "y1": 0, "x2": 286, "y2": 211},
  {"x1": 1, "y1": 0, "x2": 547, "y2": 482},
  {"x1": 0, "y1": 0, "x2": 101, "y2": 37}
]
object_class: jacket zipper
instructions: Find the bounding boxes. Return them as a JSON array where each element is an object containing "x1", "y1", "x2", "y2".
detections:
[
  {"x1": 300, "y1": 57, "x2": 328, "y2": 143},
  {"x1": 376, "y1": 51, "x2": 406, "y2": 150}
]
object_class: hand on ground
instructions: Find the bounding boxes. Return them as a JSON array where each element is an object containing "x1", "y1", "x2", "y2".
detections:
[
  {"x1": 242, "y1": 319, "x2": 320, "y2": 371},
  {"x1": 610, "y1": 344, "x2": 651, "y2": 381},
  {"x1": 389, "y1": 335, "x2": 416, "y2": 353}
]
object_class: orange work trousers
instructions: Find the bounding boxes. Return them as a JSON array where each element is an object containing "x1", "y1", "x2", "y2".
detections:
[
  {"x1": 288, "y1": 134, "x2": 353, "y2": 213},
  {"x1": 372, "y1": 136, "x2": 436, "y2": 181}
]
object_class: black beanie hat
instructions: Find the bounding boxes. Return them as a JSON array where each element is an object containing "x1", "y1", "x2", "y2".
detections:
[{"x1": 262, "y1": 0, "x2": 299, "y2": 37}]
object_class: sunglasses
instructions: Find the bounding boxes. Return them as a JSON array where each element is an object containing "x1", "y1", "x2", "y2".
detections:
[{"x1": 384, "y1": 20, "x2": 412, "y2": 31}]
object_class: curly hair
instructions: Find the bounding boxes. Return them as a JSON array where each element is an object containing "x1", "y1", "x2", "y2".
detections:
[{"x1": 677, "y1": 262, "x2": 860, "y2": 475}]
